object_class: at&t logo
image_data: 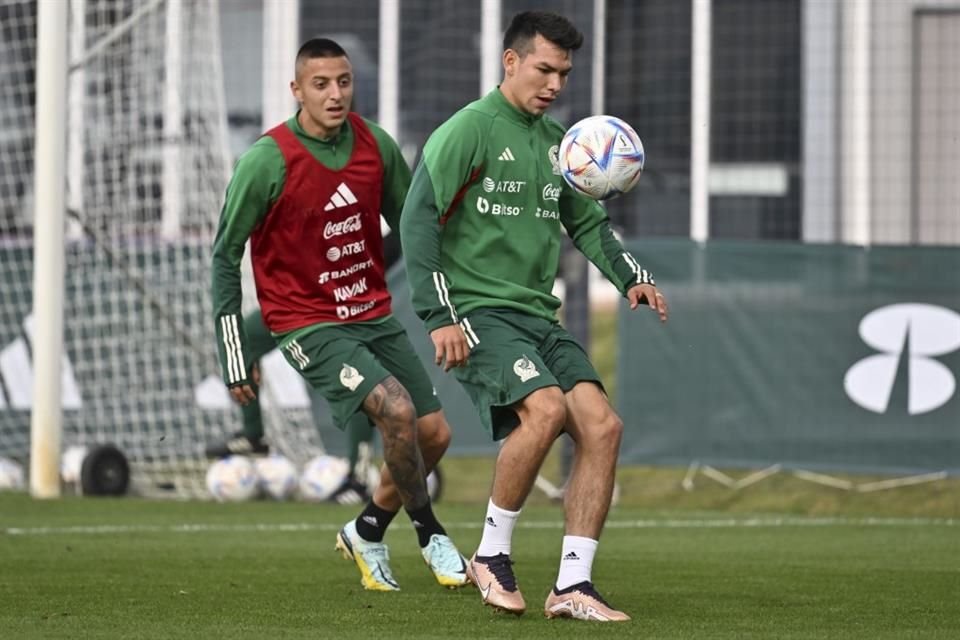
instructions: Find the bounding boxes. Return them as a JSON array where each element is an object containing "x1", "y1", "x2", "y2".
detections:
[{"x1": 844, "y1": 304, "x2": 960, "y2": 415}]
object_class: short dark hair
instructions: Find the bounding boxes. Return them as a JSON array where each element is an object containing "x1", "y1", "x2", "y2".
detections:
[
  {"x1": 503, "y1": 11, "x2": 583, "y2": 56},
  {"x1": 296, "y1": 37, "x2": 348, "y2": 62},
  {"x1": 295, "y1": 38, "x2": 349, "y2": 77}
]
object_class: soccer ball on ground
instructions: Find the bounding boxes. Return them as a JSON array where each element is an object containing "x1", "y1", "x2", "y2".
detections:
[
  {"x1": 558, "y1": 115, "x2": 645, "y2": 200},
  {"x1": 206, "y1": 455, "x2": 259, "y2": 502},
  {"x1": 60, "y1": 445, "x2": 88, "y2": 485},
  {"x1": 254, "y1": 454, "x2": 298, "y2": 500},
  {"x1": 299, "y1": 454, "x2": 350, "y2": 502},
  {"x1": 0, "y1": 456, "x2": 25, "y2": 491}
]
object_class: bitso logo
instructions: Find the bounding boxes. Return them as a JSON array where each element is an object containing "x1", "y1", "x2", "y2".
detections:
[
  {"x1": 476, "y1": 196, "x2": 490, "y2": 214},
  {"x1": 844, "y1": 304, "x2": 960, "y2": 415}
]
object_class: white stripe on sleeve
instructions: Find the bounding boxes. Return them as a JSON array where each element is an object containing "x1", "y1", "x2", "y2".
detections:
[
  {"x1": 220, "y1": 315, "x2": 239, "y2": 383},
  {"x1": 433, "y1": 271, "x2": 458, "y2": 323},
  {"x1": 228, "y1": 314, "x2": 247, "y2": 381},
  {"x1": 460, "y1": 317, "x2": 480, "y2": 347}
]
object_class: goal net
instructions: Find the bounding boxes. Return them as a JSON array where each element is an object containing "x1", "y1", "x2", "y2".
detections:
[{"x1": 0, "y1": 0, "x2": 322, "y2": 497}]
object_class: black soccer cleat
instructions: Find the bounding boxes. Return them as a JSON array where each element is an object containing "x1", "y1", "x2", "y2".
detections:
[{"x1": 204, "y1": 432, "x2": 269, "y2": 459}]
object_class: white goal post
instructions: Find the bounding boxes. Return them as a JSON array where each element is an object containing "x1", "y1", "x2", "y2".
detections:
[
  {"x1": 1, "y1": 0, "x2": 325, "y2": 498},
  {"x1": 29, "y1": 0, "x2": 68, "y2": 499}
]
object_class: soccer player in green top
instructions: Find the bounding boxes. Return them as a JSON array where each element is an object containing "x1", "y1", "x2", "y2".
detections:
[
  {"x1": 401, "y1": 12, "x2": 669, "y2": 621},
  {"x1": 210, "y1": 38, "x2": 468, "y2": 591}
]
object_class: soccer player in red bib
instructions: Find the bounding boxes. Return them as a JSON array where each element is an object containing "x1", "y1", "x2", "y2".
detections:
[{"x1": 211, "y1": 38, "x2": 468, "y2": 591}]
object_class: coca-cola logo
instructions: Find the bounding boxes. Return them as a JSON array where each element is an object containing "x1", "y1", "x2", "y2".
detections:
[{"x1": 324, "y1": 213, "x2": 362, "y2": 239}]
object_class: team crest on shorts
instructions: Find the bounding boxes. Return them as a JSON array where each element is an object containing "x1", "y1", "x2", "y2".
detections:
[
  {"x1": 340, "y1": 363, "x2": 365, "y2": 391},
  {"x1": 513, "y1": 356, "x2": 540, "y2": 382}
]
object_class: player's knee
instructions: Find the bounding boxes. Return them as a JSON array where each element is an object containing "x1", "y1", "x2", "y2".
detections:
[
  {"x1": 541, "y1": 401, "x2": 567, "y2": 437},
  {"x1": 370, "y1": 397, "x2": 418, "y2": 442},
  {"x1": 587, "y1": 412, "x2": 624, "y2": 452},
  {"x1": 605, "y1": 413, "x2": 625, "y2": 443},
  {"x1": 418, "y1": 413, "x2": 452, "y2": 457},
  {"x1": 386, "y1": 399, "x2": 418, "y2": 428},
  {"x1": 520, "y1": 387, "x2": 567, "y2": 442}
]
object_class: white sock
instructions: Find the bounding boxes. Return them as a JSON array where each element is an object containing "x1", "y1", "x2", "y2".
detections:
[
  {"x1": 475, "y1": 500, "x2": 521, "y2": 557},
  {"x1": 555, "y1": 535, "x2": 598, "y2": 590}
]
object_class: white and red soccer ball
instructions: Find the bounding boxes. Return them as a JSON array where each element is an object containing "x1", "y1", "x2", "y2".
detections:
[{"x1": 558, "y1": 115, "x2": 645, "y2": 201}]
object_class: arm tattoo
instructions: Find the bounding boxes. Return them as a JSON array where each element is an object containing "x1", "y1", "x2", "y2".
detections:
[{"x1": 363, "y1": 376, "x2": 429, "y2": 509}]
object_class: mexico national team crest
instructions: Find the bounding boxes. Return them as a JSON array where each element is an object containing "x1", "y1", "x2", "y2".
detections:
[
  {"x1": 339, "y1": 363, "x2": 364, "y2": 391},
  {"x1": 548, "y1": 145, "x2": 561, "y2": 175},
  {"x1": 513, "y1": 356, "x2": 540, "y2": 382}
]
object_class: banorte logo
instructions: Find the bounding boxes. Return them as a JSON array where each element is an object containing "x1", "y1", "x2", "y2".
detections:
[{"x1": 844, "y1": 304, "x2": 960, "y2": 415}]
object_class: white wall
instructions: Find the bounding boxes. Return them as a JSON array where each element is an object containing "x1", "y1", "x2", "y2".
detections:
[
  {"x1": 869, "y1": 0, "x2": 958, "y2": 245},
  {"x1": 804, "y1": 0, "x2": 959, "y2": 246}
]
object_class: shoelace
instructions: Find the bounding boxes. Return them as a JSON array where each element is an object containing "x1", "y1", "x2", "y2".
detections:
[
  {"x1": 427, "y1": 536, "x2": 465, "y2": 573},
  {"x1": 480, "y1": 553, "x2": 518, "y2": 592},
  {"x1": 577, "y1": 582, "x2": 613, "y2": 608}
]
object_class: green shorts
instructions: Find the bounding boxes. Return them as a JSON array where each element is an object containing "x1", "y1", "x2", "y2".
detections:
[
  {"x1": 453, "y1": 309, "x2": 603, "y2": 440},
  {"x1": 277, "y1": 316, "x2": 440, "y2": 430}
]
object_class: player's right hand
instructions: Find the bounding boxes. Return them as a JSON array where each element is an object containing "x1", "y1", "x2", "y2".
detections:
[
  {"x1": 430, "y1": 325, "x2": 469, "y2": 371},
  {"x1": 228, "y1": 363, "x2": 260, "y2": 405}
]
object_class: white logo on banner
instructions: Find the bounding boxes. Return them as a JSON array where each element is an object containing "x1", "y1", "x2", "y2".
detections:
[
  {"x1": 0, "y1": 314, "x2": 82, "y2": 410},
  {"x1": 844, "y1": 304, "x2": 960, "y2": 415}
]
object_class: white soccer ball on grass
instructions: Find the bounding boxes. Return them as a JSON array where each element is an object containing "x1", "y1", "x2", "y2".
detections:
[
  {"x1": 254, "y1": 454, "x2": 298, "y2": 500},
  {"x1": 0, "y1": 456, "x2": 25, "y2": 491},
  {"x1": 206, "y1": 455, "x2": 259, "y2": 502},
  {"x1": 299, "y1": 454, "x2": 350, "y2": 502}
]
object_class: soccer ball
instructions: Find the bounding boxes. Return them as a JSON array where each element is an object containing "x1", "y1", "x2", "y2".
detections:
[
  {"x1": 299, "y1": 454, "x2": 350, "y2": 502},
  {"x1": 254, "y1": 454, "x2": 298, "y2": 500},
  {"x1": 0, "y1": 456, "x2": 25, "y2": 491},
  {"x1": 60, "y1": 445, "x2": 88, "y2": 485},
  {"x1": 558, "y1": 115, "x2": 645, "y2": 200},
  {"x1": 206, "y1": 456, "x2": 259, "y2": 502}
]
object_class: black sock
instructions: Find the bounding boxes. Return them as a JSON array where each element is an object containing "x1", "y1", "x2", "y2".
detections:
[
  {"x1": 406, "y1": 502, "x2": 446, "y2": 547},
  {"x1": 355, "y1": 501, "x2": 398, "y2": 543}
]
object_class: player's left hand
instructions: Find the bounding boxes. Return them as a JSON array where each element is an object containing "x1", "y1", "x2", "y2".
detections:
[
  {"x1": 628, "y1": 284, "x2": 668, "y2": 323},
  {"x1": 228, "y1": 363, "x2": 260, "y2": 406}
]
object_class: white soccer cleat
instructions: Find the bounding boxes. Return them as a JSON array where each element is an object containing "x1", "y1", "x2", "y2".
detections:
[
  {"x1": 335, "y1": 520, "x2": 400, "y2": 591},
  {"x1": 421, "y1": 534, "x2": 470, "y2": 588}
]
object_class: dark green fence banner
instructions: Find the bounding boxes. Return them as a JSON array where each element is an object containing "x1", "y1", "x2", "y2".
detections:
[
  {"x1": 0, "y1": 244, "x2": 499, "y2": 461},
  {"x1": 617, "y1": 239, "x2": 960, "y2": 475}
]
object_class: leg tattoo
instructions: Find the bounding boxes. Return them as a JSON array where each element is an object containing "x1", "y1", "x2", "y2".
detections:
[{"x1": 363, "y1": 376, "x2": 429, "y2": 510}]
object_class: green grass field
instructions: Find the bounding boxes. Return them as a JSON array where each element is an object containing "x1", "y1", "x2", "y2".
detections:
[{"x1": 2, "y1": 490, "x2": 958, "y2": 639}]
